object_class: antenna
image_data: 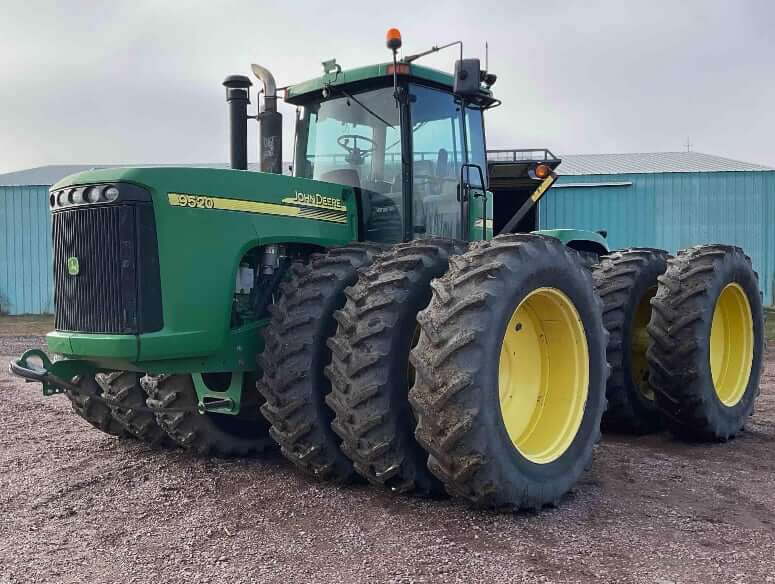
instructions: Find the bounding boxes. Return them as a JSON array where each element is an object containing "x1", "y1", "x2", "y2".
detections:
[
  {"x1": 685, "y1": 136, "x2": 693, "y2": 152},
  {"x1": 485, "y1": 41, "x2": 489, "y2": 72}
]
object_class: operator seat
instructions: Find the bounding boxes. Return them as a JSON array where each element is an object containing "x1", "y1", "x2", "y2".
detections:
[
  {"x1": 436, "y1": 148, "x2": 450, "y2": 179},
  {"x1": 320, "y1": 168, "x2": 361, "y2": 189}
]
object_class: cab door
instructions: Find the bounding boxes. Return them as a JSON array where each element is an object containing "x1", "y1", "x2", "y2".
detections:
[{"x1": 461, "y1": 104, "x2": 492, "y2": 241}]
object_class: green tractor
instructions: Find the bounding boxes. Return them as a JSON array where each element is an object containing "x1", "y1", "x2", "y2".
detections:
[{"x1": 11, "y1": 30, "x2": 765, "y2": 510}]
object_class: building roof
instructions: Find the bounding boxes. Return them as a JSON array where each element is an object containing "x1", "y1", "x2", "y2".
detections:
[
  {"x1": 0, "y1": 163, "x2": 263, "y2": 187},
  {"x1": 556, "y1": 151, "x2": 773, "y2": 176},
  {"x1": 2, "y1": 151, "x2": 772, "y2": 187}
]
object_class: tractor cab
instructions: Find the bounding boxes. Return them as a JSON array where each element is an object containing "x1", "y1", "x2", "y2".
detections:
[{"x1": 285, "y1": 59, "x2": 496, "y2": 243}]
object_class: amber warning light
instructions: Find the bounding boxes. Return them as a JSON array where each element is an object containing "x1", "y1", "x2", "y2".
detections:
[
  {"x1": 534, "y1": 164, "x2": 552, "y2": 179},
  {"x1": 386, "y1": 28, "x2": 402, "y2": 51}
]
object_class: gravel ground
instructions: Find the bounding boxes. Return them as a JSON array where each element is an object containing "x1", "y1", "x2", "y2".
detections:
[{"x1": 1, "y1": 326, "x2": 774, "y2": 584}]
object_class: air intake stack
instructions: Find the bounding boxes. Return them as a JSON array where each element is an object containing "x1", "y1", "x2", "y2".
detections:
[{"x1": 222, "y1": 75, "x2": 252, "y2": 171}]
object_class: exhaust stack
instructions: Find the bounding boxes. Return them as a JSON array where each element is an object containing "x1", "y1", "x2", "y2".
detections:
[
  {"x1": 251, "y1": 64, "x2": 283, "y2": 174},
  {"x1": 223, "y1": 75, "x2": 252, "y2": 171}
]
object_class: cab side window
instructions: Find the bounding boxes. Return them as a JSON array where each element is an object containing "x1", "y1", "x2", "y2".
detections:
[{"x1": 409, "y1": 85, "x2": 464, "y2": 239}]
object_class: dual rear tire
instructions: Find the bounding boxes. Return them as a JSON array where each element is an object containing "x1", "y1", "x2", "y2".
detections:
[
  {"x1": 648, "y1": 245, "x2": 764, "y2": 441},
  {"x1": 594, "y1": 249, "x2": 669, "y2": 434},
  {"x1": 594, "y1": 245, "x2": 764, "y2": 440}
]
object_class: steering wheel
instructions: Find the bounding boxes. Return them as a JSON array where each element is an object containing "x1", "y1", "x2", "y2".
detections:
[{"x1": 337, "y1": 134, "x2": 377, "y2": 165}]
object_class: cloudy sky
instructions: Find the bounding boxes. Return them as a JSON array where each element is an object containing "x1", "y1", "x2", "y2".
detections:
[{"x1": 1, "y1": 0, "x2": 773, "y2": 175}]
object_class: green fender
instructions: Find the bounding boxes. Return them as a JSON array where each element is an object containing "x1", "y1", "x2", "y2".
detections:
[{"x1": 533, "y1": 228, "x2": 609, "y2": 256}]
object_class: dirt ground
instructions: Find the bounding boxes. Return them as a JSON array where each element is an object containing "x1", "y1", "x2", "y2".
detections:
[{"x1": 1, "y1": 317, "x2": 774, "y2": 584}]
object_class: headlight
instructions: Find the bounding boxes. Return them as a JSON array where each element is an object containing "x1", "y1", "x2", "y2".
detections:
[
  {"x1": 104, "y1": 186, "x2": 119, "y2": 201},
  {"x1": 49, "y1": 193, "x2": 56, "y2": 207},
  {"x1": 57, "y1": 190, "x2": 67, "y2": 206},
  {"x1": 71, "y1": 188, "x2": 84, "y2": 204},
  {"x1": 85, "y1": 186, "x2": 102, "y2": 203}
]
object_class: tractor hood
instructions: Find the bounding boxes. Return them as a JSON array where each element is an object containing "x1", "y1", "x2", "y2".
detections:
[
  {"x1": 50, "y1": 166, "x2": 358, "y2": 237},
  {"x1": 45, "y1": 166, "x2": 359, "y2": 369}
]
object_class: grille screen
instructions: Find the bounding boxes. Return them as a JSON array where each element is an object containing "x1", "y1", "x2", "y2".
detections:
[{"x1": 53, "y1": 204, "x2": 162, "y2": 334}]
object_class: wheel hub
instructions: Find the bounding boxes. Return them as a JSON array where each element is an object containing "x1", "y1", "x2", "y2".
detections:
[{"x1": 498, "y1": 287, "x2": 589, "y2": 464}]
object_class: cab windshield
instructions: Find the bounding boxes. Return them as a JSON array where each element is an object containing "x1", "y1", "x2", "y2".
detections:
[{"x1": 294, "y1": 87, "x2": 402, "y2": 194}]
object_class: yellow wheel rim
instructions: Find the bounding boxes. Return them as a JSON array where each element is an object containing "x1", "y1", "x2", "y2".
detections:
[
  {"x1": 630, "y1": 287, "x2": 657, "y2": 401},
  {"x1": 498, "y1": 288, "x2": 589, "y2": 464},
  {"x1": 710, "y1": 283, "x2": 754, "y2": 407}
]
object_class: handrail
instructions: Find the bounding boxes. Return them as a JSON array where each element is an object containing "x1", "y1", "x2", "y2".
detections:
[{"x1": 486, "y1": 148, "x2": 559, "y2": 163}]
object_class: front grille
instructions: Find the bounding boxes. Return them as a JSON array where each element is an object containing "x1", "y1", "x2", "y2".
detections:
[{"x1": 53, "y1": 201, "x2": 162, "y2": 334}]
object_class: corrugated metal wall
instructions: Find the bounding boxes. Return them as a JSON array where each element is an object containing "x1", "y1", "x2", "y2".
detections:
[
  {"x1": 2, "y1": 171, "x2": 773, "y2": 314},
  {"x1": 0, "y1": 186, "x2": 54, "y2": 314},
  {"x1": 540, "y1": 171, "x2": 775, "y2": 305}
]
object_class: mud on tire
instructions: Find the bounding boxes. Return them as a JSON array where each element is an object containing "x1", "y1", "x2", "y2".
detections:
[
  {"x1": 66, "y1": 377, "x2": 130, "y2": 438},
  {"x1": 594, "y1": 249, "x2": 669, "y2": 434},
  {"x1": 325, "y1": 238, "x2": 466, "y2": 496},
  {"x1": 408, "y1": 234, "x2": 608, "y2": 510},
  {"x1": 257, "y1": 244, "x2": 383, "y2": 481},
  {"x1": 647, "y1": 245, "x2": 765, "y2": 441},
  {"x1": 99, "y1": 371, "x2": 177, "y2": 448},
  {"x1": 144, "y1": 373, "x2": 271, "y2": 457}
]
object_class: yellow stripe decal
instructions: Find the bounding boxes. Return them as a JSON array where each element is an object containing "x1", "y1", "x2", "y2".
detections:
[
  {"x1": 168, "y1": 192, "x2": 347, "y2": 224},
  {"x1": 530, "y1": 175, "x2": 557, "y2": 203}
]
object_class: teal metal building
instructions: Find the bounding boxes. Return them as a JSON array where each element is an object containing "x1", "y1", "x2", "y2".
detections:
[
  {"x1": 1, "y1": 153, "x2": 773, "y2": 314},
  {"x1": 1, "y1": 182, "x2": 54, "y2": 315},
  {"x1": 541, "y1": 152, "x2": 775, "y2": 306}
]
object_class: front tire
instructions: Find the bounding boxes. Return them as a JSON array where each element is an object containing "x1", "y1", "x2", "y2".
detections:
[
  {"x1": 99, "y1": 371, "x2": 177, "y2": 448},
  {"x1": 257, "y1": 245, "x2": 383, "y2": 481},
  {"x1": 325, "y1": 239, "x2": 464, "y2": 496},
  {"x1": 66, "y1": 376, "x2": 130, "y2": 437},
  {"x1": 409, "y1": 234, "x2": 608, "y2": 510}
]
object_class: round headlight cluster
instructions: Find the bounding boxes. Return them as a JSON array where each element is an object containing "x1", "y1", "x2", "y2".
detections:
[
  {"x1": 49, "y1": 185, "x2": 120, "y2": 208},
  {"x1": 85, "y1": 186, "x2": 101, "y2": 203}
]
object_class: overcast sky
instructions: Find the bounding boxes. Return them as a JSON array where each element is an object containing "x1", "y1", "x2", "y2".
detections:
[{"x1": 1, "y1": 0, "x2": 773, "y2": 175}]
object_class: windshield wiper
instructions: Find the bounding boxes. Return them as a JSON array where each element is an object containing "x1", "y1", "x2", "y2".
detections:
[{"x1": 337, "y1": 87, "x2": 395, "y2": 129}]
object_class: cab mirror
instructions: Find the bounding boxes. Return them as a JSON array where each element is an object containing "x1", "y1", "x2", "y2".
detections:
[{"x1": 453, "y1": 58, "x2": 481, "y2": 97}]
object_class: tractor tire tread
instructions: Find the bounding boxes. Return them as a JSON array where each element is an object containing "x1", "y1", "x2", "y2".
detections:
[
  {"x1": 257, "y1": 243, "x2": 383, "y2": 481},
  {"x1": 408, "y1": 234, "x2": 609, "y2": 510},
  {"x1": 593, "y1": 248, "x2": 669, "y2": 434},
  {"x1": 647, "y1": 244, "x2": 764, "y2": 441},
  {"x1": 99, "y1": 371, "x2": 177, "y2": 448}
]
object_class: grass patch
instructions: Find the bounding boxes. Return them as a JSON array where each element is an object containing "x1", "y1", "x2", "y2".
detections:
[{"x1": 0, "y1": 315, "x2": 55, "y2": 336}]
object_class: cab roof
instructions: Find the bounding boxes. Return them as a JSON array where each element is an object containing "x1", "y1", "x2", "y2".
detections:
[{"x1": 284, "y1": 61, "x2": 495, "y2": 105}]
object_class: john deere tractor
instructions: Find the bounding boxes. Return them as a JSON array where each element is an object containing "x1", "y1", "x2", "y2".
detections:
[{"x1": 11, "y1": 30, "x2": 765, "y2": 510}]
